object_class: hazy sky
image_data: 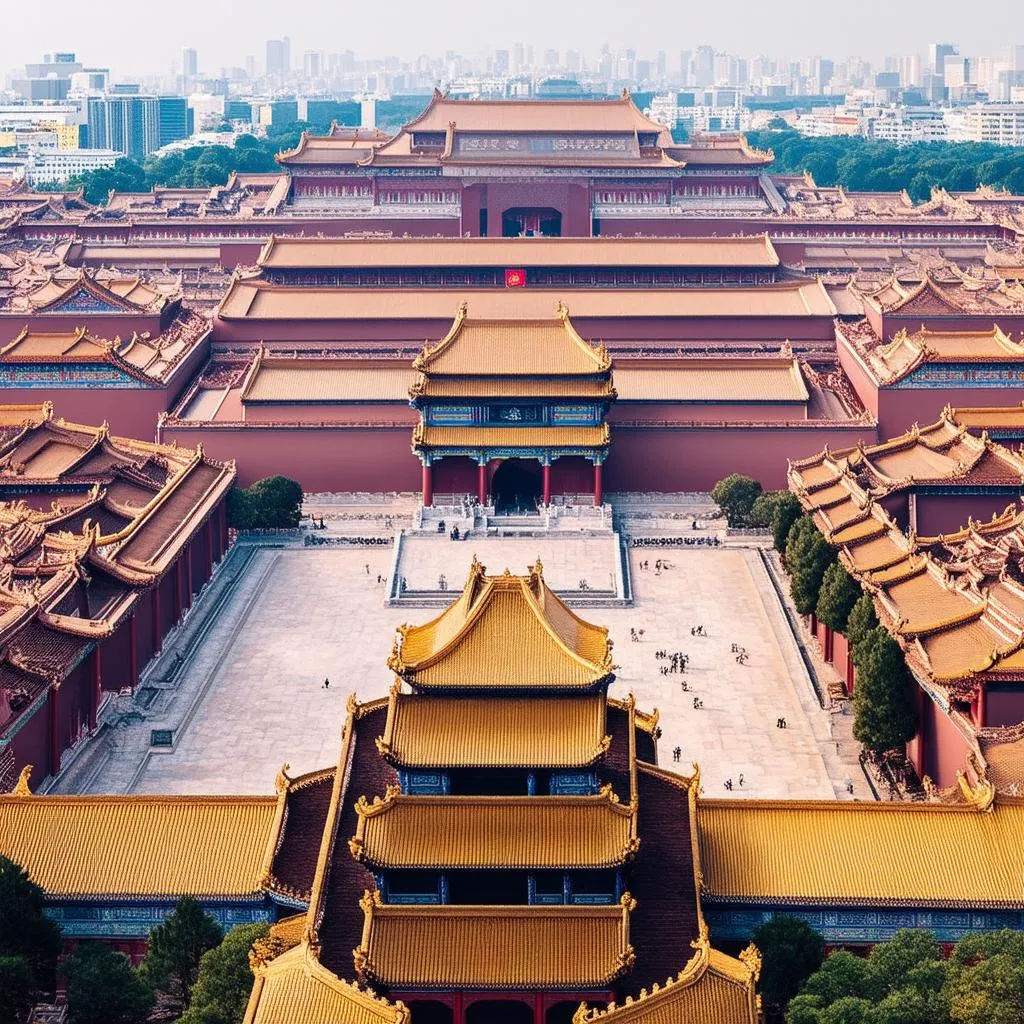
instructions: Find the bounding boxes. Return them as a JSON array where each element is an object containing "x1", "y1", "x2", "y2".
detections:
[{"x1": 3, "y1": 0, "x2": 1021, "y2": 79}]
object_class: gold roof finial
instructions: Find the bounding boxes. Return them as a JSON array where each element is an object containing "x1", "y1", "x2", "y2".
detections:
[
  {"x1": 12, "y1": 764, "x2": 33, "y2": 796},
  {"x1": 274, "y1": 762, "x2": 291, "y2": 794},
  {"x1": 739, "y1": 942, "x2": 763, "y2": 982}
]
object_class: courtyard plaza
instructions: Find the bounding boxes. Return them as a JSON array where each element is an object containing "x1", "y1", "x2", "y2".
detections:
[{"x1": 50, "y1": 509, "x2": 863, "y2": 799}]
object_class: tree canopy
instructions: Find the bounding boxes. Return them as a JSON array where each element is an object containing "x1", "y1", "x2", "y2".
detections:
[
  {"x1": 0, "y1": 856, "x2": 61, "y2": 997},
  {"x1": 815, "y1": 563, "x2": 862, "y2": 634},
  {"x1": 845, "y1": 593, "x2": 880, "y2": 650},
  {"x1": 851, "y1": 627, "x2": 918, "y2": 755},
  {"x1": 228, "y1": 475, "x2": 304, "y2": 530},
  {"x1": 786, "y1": 928, "x2": 1024, "y2": 1024},
  {"x1": 140, "y1": 897, "x2": 223, "y2": 1012},
  {"x1": 711, "y1": 473, "x2": 764, "y2": 527},
  {"x1": 785, "y1": 516, "x2": 836, "y2": 615},
  {"x1": 745, "y1": 130, "x2": 1024, "y2": 200},
  {"x1": 753, "y1": 916, "x2": 826, "y2": 1021},
  {"x1": 64, "y1": 943, "x2": 153, "y2": 1024},
  {"x1": 179, "y1": 922, "x2": 269, "y2": 1024}
]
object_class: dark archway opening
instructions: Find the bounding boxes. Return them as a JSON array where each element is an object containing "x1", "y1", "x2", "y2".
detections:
[
  {"x1": 491, "y1": 459, "x2": 542, "y2": 513},
  {"x1": 547, "y1": 1001, "x2": 582, "y2": 1024},
  {"x1": 467, "y1": 1000, "x2": 534, "y2": 1024},
  {"x1": 407, "y1": 1000, "x2": 454, "y2": 1024},
  {"x1": 502, "y1": 207, "x2": 563, "y2": 237}
]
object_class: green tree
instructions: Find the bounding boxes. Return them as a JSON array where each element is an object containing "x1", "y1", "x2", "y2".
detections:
[
  {"x1": 945, "y1": 930, "x2": 1024, "y2": 1024},
  {"x1": 852, "y1": 628, "x2": 918, "y2": 755},
  {"x1": 179, "y1": 922, "x2": 269, "y2": 1024},
  {"x1": 140, "y1": 897, "x2": 223, "y2": 1011},
  {"x1": 771, "y1": 491, "x2": 804, "y2": 555},
  {"x1": 711, "y1": 473, "x2": 764, "y2": 527},
  {"x1": 0, "y1": 856, "x2": 61, "y2": 992},
  {"x1": 753, "y1": 916, "x2": 825, "y2": 1021},
  {"x1": 845, "y1": 594, "x2": 879, "y2": 650},
  {"x1": 815, "y1": 563, "x2": 862, "y2": 633},
  {"x1": 64, "y1": 943, "x2": 153, "y2": 1024},
  {"x1": 0, "y1": 956, "x2": 34, "y2": 1024},
  {"x1": 801, "y1": 950, "x2": 880, "y2": 1008},
  {"x1": 248, "y1": 475, "x2": 303, "y2": 528},
  {"x1": 785, "y1": 516, "x2": 835, "y2": 615}
]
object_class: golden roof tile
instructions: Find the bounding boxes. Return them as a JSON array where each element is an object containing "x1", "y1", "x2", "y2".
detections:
[
  {"x1": 350, "y1": 788, "x2": 637, "y2": 869},
  {"x1": 376, "y1": 690, "x2": 610, "y2": 768},
  {"x1": 388, "y1": 558, "x2": 614, "y2": 690},
  {"x1": 413, "y1": 303, "x2": 611, "y2": 376},
  {"x1": 614, "y1": 358, "x2": 808, "y2": 404},
  {"x1": 245, "y1": 942, "x2": 408, "y2": 1024},
  {"x1": 698, "y1": 798, "x2": 1024, "y2": 906},
  {"x1": 0, "y1": 794, "x2": 277, "y2": 897},
  {"x1": 354, "y1": 891, "x2": 635, "y2": 989},
  {"x1": 241, "y1": 359, "x2": 414, "y2": 403},
  {"x1": 257, "y1": 235, "x2": 780, "y2": 271},
  {"x1": 576, "y1": 938, "x2": 758, "y2": 1024}
]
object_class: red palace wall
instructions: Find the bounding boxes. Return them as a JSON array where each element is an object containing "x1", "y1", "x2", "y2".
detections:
[
  {"x1": 876, "y1": 387, "x2": 1024, "y2": 441},
  {"x1": 913, "y1": 493, "x2": 1021, "y2": 536},
  {"x1": 911, "y1": 693, "x2": 972, "y2": 789},
  {"x1": 161, "y1": 424, "x2": 421, "y2": 492},
  {"x1": 461, "y1": 181, "x2": 592, "y2": 237},
  {"x1": 8, "y1": 694, "x2": 52, "y2": 779},
  {"x1": 611, "y1": 402, "x2": 808, "y2": 424},
  {"x1": 161, "y1": 421, "x2": 877, "y2": 495},
  {"x1": 604, "y1": 423, "x2": 878, "y2": 492},
  {"x1": 985, "y1": 685, "x2": 1024, "y2": 728},
  {"x1": 0, "y1": 388, "x2": 167, "y2": 441}
]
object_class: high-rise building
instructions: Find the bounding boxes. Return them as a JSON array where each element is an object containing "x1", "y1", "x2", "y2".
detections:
[
  {"x1": 512, "y1": 42, "x2": 525, "y2": 73},
  {"x1": 12, "y1": 52, "x2": 82, "y2": 102},
  {"x1": 493, "y1": 49, "x2": 510, "y2": 75},
  {"x1": 86, "y1": 94, "x2": 160, "y2": 160},
  {"x1": 303, "y1": 50, "x2": 322, "y2": 79},
  {"x1": 157, "y1": 96, "x2": 193, "y2": 148},
  {"x1": 899, "y1": 54, "x2": 922, "y2": 87},
  {"x1": 182, "y1": 47, "x2": 198, "y2": 84},
  {"x1": 693, "y1": 46, "x2": 715, "y2": 88},
  {"x1": 266, "y1": 39, "x2": 286, "y2": 78}
]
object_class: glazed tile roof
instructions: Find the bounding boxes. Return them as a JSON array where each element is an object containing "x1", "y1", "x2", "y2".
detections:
[
  {"x1": 376, "y1": 691, "x2": 611, "y2": 767},
  {"x1": 577, "y1": 942, "x2": 758, "y2": 1024},
  {"x1": 614, "y1": 358, "x2": 809, "y2": 404},
  {"x1": 414, "y1": 423, "x2": 610, "y2": 450},
  {"x1": 950, "y1": 402, "x2": 1024, "y2": 429},
  {"x1": 216, "y1": 281, "x2": 837, "y2": 322},
  {"x1": 240, "y1": 357, "x2": 413, "y2": 404},
  {"x1": 245, "y1": 943, "x2": 407, "y2": 1024},
  {"x1": 388, "y1": 558, "x2": 614, "y2": 690},
  {"x1": 351, "y1": 790, "x2": 637, "y2": 869},
  {"x1": 698, "y1": 798, "x2": 1024, "y2": 906},
  {"x1": 354, "y1": 893, "x2": 635, "y2": 988},
  {"x1": 257, "y1": 235, "x2": 780, "y2": 270},
  {"x1": 413, "y1": 375, "x2": 614, "y2": 399},
  {"x1": 0, "y1": 794, "x2": 277, "y2": 897},
  {"x1": 412, "y1": 303, "x2": 611, "y2": 376}
]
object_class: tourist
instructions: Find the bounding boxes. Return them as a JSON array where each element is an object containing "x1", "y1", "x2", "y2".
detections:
[
  {"x1": 323, "y1": 678, "x2": 330, "y2": 689},
  {"x1": 673, "y1": 746, "x2": 682, "y2": 762},
  {"x1": 724, "y1": 779, "x2": 733, "y2": 791},
  {"x1": 738, "y1": 774, "x2": 744, "y2": 787},
  {"x1": 365, "y1": 563, "x2": 370, "y2": 574}
]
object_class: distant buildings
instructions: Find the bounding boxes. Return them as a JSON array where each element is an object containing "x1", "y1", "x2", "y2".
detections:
[
  {"x1": 86, "y1": 94, "x2": 159, "y2": 160},
  {"x1": 23, "y1": 146, "x2": 119, "y2": 185}
]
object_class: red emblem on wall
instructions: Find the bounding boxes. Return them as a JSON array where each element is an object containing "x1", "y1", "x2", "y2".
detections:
[{"x1": 505, "y1": 268, "x2": 526, "y2": 288}]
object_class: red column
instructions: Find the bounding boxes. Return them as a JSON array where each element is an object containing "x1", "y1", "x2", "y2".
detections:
[
  {"x1": 477, "y1": 462, "x2": 487, "y2": 505},
  {"x1": 206, "y1": 518, "x2": 215, "y2": 575},
  {"x1": 185, "y1": 543, "x2": 194, "y2": 609},
  {"x1": 542, "y1": 463, "x2": 551, "y2": 506},
  {"x1": 128, "y1": 613, "x2": 138, "y2": 689},
  {"x1": 453, "y1": 992, "x2": 464, "y2": 1024},
  {"x1": 593, "y1": 461, "x2": 603, "y2": 506},
  {"x1": 975, "y1": 685, "x2": 987, "y2": 728},
  {"x1": 220, "y1": 502, "x2": 229, "y2": 554},
  {"x1": 152, "y1": 585, "x2": 162, "y2": 656},
  {"x1": 173, "y1": 559, "x2": 183, "y2": 623},
  {"x1": 534, "y1": 991, "x2": 544, "y2": 1024},
  {"x1": 422, "y1": 463, "x2": 433, "y2": 507},
  {"x1": 48, "y1": 684, "x2": 61, "y2": 777},
  {"x1": 89, "y1": 644, "x2": 102, "y2": 729}
]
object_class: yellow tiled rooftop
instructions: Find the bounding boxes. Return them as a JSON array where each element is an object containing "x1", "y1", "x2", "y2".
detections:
[
  {"x1": 377, "y1": 691, "x2": 610, "y2": 767},
  {"x1": 0, "y1": 794, "x2": 277, "y2": 897}
]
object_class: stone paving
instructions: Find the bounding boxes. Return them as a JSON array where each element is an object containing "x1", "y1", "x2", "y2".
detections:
[{"x1": 64, "y1": 537, "x2": 852, "y2": 800}]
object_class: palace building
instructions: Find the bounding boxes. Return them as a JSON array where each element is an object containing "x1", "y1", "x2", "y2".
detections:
[
  {"x1": 3, "y1": 560, "x2": 1024, "y2": 1020},
  {"x1": 789, "y1": 412, "x2": 1024, "y2": 792},
  {"x1": 0, "y1": 403, "x2": 234, "y2": 787}
]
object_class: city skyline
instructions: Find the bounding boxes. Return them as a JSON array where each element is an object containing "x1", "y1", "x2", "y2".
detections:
[{"x1": 1, "y1": 0, "x2": 1022, "y2": 79}]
